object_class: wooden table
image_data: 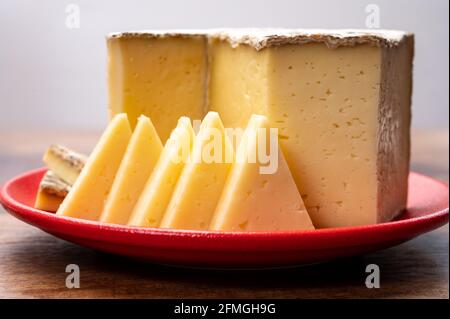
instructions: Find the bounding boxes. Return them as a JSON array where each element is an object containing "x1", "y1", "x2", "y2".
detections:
[{"x1": 0, "y1": 130, "x2": 448, "y2": 299}]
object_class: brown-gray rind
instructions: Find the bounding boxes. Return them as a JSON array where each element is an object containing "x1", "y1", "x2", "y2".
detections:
[
  {"x1": 44, "y1": 144, "x2": 86, "y2": 172},
  {"x1": 376, "y1": 34, "x2": 414, "y2": 222},
  {"x1": 39, "y1": 171, "x2": 71, "y2": 197},
  {"x1": 107, "y1": 29, "x2": 411, "y2": 50}
]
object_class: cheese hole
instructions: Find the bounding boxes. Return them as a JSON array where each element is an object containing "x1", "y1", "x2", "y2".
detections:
[{"x1": 239, "y1": 221, "x2": 248, "y2": 231}]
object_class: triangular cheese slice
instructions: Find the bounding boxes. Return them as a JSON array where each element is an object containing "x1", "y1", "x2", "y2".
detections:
[
  {"x1": 128, "y1": 117, "x2": 195, "y2": 227},
  {"x1": 210, "y1": 114, "x2": 315, "y2": 231},
  {"x1": 100, "y1": 115, "x2": 163, "y2": 224},
  {"x1": 57, "y1": 114, "x2": 132, "y2": 220},
  {"x1": 160, "y1": 112, "x2": 234, "y2": 230}
]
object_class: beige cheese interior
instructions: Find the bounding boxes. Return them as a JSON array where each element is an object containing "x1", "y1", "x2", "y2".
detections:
[
  {"x1": 208, "y1": 40, "x2": 269, "y2": 128},
  {"x1": 266, "y1": 44, "x2": 382, "y2": 227},
  {"x1": 107, "y1": 34, "x2": 412, "y2": 228},
  {"x1": 209, "y1": 42, "x2": 384, "y2": 227},
  {"x1": 108, "y1": 36, "x2": 207, "y2": 141}
]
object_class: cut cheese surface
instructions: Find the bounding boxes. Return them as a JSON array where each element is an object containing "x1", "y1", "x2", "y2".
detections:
[
  {"x1": 208, "y1": 40, "x2": 269, "y2": 128},
  {"x1": 107, "y1": 34, "x2": 207, "y2": 141},
  {"x1": 160, "y1": 112, "x2": 234, "y2": 230},
  {"x1": 128, "y1": 117, "x2": 194, "y2": 227},
  {"x1": 100, "y1": 115, "x2": 163, "y2": 225},
  {"x1": 210, "y1": 115, "x2": 314, "y2": 231},
  {"x1": 57, "y1": 114, "x2": 132, "y2": 220},
  {"x1": 208, "y1": 36, "x2": 413, "y2": 227},
  {"x1": 35, "y1": 191, "x2": 64, "y2": 212}
]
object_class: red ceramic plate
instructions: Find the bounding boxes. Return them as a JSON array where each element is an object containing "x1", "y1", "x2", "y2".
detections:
[{"x1": 1, "y1": 168, "x2": 448, "y2": 268}]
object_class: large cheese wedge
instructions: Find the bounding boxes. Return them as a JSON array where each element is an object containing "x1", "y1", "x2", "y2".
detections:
[
  {"x1": 107, "y1": 29, "x2": 413, "y2": 228},
  {"x1": 210, "y1": 115, "x2": 315, "y2": 231},
  {"x1": 100, "y1": 115, "x2": 163, "y2": 224},
  {"x1": 160, "y1": 112, "x2": 233, "y2": 230},
  {"x1": 107, "y1": 31, "x2": 207, "y2": 141},
  {"x1": 57, "y1": 114, "x2": 132, "y2": 220},
  {"x1": 128, "y1": 117, "x2": 195, "y2": 227},
  {"x1": 208, "y1": 30, "x2": 413, "y2": 227}
]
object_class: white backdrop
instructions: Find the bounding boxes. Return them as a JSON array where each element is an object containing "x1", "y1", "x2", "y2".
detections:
[{"x1": 0, "y1": 0, "x2": 448, "y2": 130}]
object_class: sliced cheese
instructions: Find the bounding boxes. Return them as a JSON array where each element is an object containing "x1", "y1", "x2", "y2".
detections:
[
  {"x1": 210, "y1": 115, "x2": 314, "y2": 231},
  {"x1": 107, "y1": 32, "x2": 207, "y2": 141},
  {"x1": 100, "y1": 115, "x2": 163, "y2": 224},
  {"x1": 160, "y1": 112, "x2": 233, "y2": 230},
  {"x1": 34, "y1": 171, "x2": 70, "y2": 212},
  {"x1": 43, "y1": 145, "x2": 86, "y2": 185},
  {"x1": 128, "y1": 117, "x2": 194, "y2": 227},
  {"x1": 35, "y1": 191, "x2": 64, "y2": 212},
  {"x1": 57, "y1": 114, "x2": 132, "y2": 220}
]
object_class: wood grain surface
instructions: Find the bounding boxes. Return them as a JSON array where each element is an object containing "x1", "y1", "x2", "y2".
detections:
[{"x1": 0, "y1": 129, "x2": 448, "y2": 299}]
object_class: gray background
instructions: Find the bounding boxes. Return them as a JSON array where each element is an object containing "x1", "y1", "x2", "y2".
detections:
[{"x1": 0, "y1": 0, "x2": 448, "y2": 130}]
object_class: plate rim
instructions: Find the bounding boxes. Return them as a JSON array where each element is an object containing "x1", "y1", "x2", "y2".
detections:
[{"x1": 1, "y1": 167, "x2": 448, "y2": 252}]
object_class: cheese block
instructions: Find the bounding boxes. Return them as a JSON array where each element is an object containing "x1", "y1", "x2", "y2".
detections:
[
  {"x1": 160, "y1": 112, "x2": 233, "y2": 230},
  {"x1": 107, "y1": 31, "x2": 207, "y2": 141},
  {"x1": 35, "y1": 171, "x2": 71, "y2": 212},
  {"x1": 100, "y1": 115, "x2": 163, "y2": 224},
  {"x1": 208, "y1": 29, "x2": 413, "y2": 227},
  {"x1": 43, "y1": 145, "x2": 86, "y2": 185},
  {"x1": 128, "y1": 117, "x2": 195, "y2": 227},
  {"x1": 210, "y1": 115, "x2": 315, "y2": 231},
  {"x1": 57, "y1": 114, "x2": 132, "y2": 220},
  {"x1": 106, "y1": 29, "x2": 413, "y2": 228}
]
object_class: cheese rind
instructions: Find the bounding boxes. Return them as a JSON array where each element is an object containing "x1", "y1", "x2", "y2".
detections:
[
  {"x1": 57, "y1": 114, "x2": 132, "y2": 220},
  {"x1": 100, "y1": 115, "x2": 163, "y2": 225},
  {"x1": 376, "y1": 36, "x2": 413, "y2": 222},
  {"x1": 210, "y1": 29, "x2": 410, "y2": 50},
  {"x1": 160, "y1": 112, "x2": 233, "y2": 230},
  {"x1": 34, "y1": 171, "x2": 70, "y2": 212},
  {"x1": 43, "y1": 145, "x2": 86, "y2": 185},
  {"x1": 128, "y1": 117, "x2": 194, "y2": 227},
  {"x1": 210, "y1": 115, "x2": 315, "y2": 231},
  {"x1": 107, "y1": 35, "x2": 207, "y2": 141}
]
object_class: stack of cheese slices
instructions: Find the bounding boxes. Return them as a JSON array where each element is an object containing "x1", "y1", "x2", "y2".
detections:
[
  {"x1": 35, "y1": 145, "x2": 86, "y2": 212},
  {"x1": 56, "y1": 112, "x2": 315, "y2": 232}
]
